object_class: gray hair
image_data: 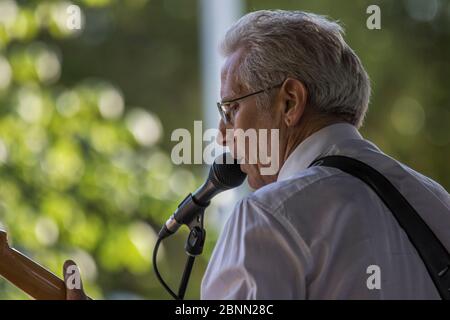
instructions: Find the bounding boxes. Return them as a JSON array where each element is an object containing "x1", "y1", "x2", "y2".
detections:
[{"x1": 220, "y1": 10, "x2": 371, "y2": 128}]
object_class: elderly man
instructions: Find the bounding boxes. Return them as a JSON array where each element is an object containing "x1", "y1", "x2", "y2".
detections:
[
  {"x1": 200, "y1": 10, "x2": 450, "y2": 299},
  {"x1": 64, "y1": 9, "x2": 450, "y2": 300}
]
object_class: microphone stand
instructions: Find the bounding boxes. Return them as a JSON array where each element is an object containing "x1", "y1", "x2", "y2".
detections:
[
  {"x1": 177, "y1": 211, "x2": 206, "y2": 299},
  {"x1": 153, "y1": 194, "x2": 207, "y2": 300}
]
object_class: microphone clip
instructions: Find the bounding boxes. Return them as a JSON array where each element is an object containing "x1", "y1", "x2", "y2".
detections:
[
  {"x1": 182, "y1": 195, "x2": 207, "y2": 256},
  {"x1": 186, "y1": 226, "x2": 206, "y2": 256}
]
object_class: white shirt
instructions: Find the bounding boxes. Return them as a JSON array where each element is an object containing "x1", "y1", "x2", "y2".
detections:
[{"x1": 201, "y1": 123, "x2": 450, "y2": 299}]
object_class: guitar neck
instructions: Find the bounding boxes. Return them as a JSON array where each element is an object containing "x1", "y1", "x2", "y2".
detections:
[{"x1": 0, "y1": 230, "x2": 66, "y2": 300}]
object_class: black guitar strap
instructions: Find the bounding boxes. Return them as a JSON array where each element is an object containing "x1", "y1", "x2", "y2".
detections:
[{"x1": 309, "y1": 155, "x2": 450, "y2": 300}]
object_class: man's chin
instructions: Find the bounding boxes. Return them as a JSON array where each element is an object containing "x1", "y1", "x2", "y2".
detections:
[
  {"x1": 246, "y1": 174, "x2": 262, "y2": 190},
  {"x1": 239, "y1": 164, "x2": 260, "y2": 190}
]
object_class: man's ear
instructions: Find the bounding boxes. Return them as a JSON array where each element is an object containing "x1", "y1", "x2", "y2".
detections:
[{"x1": 282, "y1": 78, "x2": 308, "y2": 127}]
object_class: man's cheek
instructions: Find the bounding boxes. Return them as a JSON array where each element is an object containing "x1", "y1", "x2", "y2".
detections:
[
  {"x1": 232, "y1": 134, "x2": 256, "y2": 164},
  {"x1": 259, "y1": 129, "x2": 280, "y2": 176}
]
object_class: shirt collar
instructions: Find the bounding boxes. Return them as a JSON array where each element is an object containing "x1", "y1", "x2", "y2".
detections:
[{"x1": 277, "y1": 123, "x2": 363, "y2": 182}]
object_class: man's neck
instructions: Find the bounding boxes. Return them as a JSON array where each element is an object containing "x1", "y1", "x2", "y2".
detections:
[{"x1": 281, "y1": 115, "x2": 346, "y2": 170}]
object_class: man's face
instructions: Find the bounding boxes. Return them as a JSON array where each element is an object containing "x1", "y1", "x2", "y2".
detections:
[{"x1": 218, "y1": 49, "x2": 284, "y2": 189}]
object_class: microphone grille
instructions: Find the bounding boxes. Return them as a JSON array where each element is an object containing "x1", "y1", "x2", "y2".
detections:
[{"x1": 209, "y1": 153, "x2": 246, "y2": 189}]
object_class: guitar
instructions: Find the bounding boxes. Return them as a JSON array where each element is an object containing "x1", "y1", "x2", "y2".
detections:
[{"x1": 0, "y1": 229, "x2": 66, "y2": 300}]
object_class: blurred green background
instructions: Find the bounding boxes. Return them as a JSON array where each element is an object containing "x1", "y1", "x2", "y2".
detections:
[{"x1": 0, "y1": 0, "x2": 449, "y2": 299}]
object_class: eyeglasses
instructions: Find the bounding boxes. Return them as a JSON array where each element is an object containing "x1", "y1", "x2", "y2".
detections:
[{"x1": 216, "y1": 81, "x2": 284, "y2": 125}]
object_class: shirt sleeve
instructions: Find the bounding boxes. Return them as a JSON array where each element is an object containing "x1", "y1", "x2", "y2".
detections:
[{"x1": 201, "y1": 196, "x2": 310, "y2": 299}]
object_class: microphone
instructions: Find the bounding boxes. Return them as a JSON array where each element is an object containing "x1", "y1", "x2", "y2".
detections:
[{"x1": 158, "y1": 152, "x2": 246, "y2": 239}]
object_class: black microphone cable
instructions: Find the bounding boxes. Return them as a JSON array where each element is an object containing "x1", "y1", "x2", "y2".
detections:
[{"x1": 152, "y1": 237, "x2": 180, "y2": 300}]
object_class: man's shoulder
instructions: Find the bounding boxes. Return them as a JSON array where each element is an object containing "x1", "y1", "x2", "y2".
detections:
[
  {"x1": 247, "y1": 165, "x2": 346, "y2": 213},
  {"x1": 397, "y1": 161, "x2": 449, "y2": 201}
]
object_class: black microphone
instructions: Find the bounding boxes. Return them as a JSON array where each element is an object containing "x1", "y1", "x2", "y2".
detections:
[{"x1": 158, "y1": 152, "x2": 246, "y2": 239}]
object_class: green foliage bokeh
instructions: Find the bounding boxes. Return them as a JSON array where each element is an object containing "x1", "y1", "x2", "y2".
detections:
[{"x1": 0, "y1": 0, "x2": 202, "y2": 299}]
